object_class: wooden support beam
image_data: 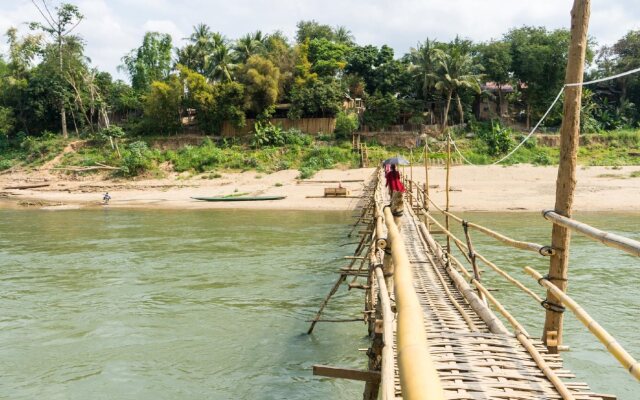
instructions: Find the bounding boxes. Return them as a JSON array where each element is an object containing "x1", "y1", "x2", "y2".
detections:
[
  {"x1": 313, "y1": 365, "x2": 381, "y2": 383},
  {"x1": 544, "y1": 0, "x2": 591, "y2": 353}
]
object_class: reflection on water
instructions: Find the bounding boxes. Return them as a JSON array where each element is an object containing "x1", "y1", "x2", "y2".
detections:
[{"x1": 0, "y1": 209, "x2": 638, "y2": 399}]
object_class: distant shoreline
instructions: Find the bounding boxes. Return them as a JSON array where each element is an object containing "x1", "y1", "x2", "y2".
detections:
[{"x1": 1, "y1": 164, "x2": 640, "y2": 213}]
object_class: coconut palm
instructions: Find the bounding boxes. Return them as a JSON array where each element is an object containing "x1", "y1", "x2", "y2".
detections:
[
  {"x1": 409, "y1": 39, "x2": 440, "y2": 99},
  {"x1": 206, "y1": 42, "x2": 235, "y2": 82},
  {"x1": 334, "y1": 26, "x2": 355, "y2": 45},
  {"x1": 431, "y1": 47, "x2": 482, "y2": 131},
  {"x1": 233, "y1": 31, "x2": 267, "y2": 64}
]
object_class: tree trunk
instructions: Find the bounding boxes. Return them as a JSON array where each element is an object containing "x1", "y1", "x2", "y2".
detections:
[
  {"x1": 58, "y1": 31, "x2": 68, "y2": 138},
  {"x1": 456, "y1": 94, "x2": 464, "y2": 125},
  {"x1": 497, "y1": 85, "x2": 503, "y2": 119},
  {"x1": 441, "y1": 90, "x2": 452, "y2": 134},
  {"x1": 543, "y1": 0, "x2": 591, "y2": 354}
]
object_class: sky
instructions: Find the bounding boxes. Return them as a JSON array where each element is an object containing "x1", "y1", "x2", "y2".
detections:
[{"x1": 0, "y1": 0, "x2": 638, "y2": 81}]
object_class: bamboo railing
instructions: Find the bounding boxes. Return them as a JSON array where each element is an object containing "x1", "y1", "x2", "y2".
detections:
[
  {"x1": 402, "y1": 174, "x2": 640, "y2": 385},
  {"x1": 525, "y1": 267, "x2": 640, "y2": 381},
  {"x1": 543, "y1": 210, "x2": 640, "y2": 257}
]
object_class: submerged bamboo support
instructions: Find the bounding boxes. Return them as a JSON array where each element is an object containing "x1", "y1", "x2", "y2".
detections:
[
  {"x1": 383, "y1": 206, "x2": 446, "y2": 400},
  {"x1": 543, "y1": 210, "x2": 640, "y2": 257},
  {"x1": 526, "y1": 266, "x2": 640, "y2": 381}
]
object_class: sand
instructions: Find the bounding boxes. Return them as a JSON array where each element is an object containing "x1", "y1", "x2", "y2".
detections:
[{"x1": 1, "y1": 164, "x2": 640, "y2": 212}]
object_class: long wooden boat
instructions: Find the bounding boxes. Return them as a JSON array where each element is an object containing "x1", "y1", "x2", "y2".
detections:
[{"x1": 191, "y1": 195, "x2": 286, "y2": 202}]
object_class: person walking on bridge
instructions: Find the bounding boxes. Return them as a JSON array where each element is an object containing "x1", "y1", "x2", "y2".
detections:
[{"x1": 385, "y1": 164, "x2": 405, "y2": 196}]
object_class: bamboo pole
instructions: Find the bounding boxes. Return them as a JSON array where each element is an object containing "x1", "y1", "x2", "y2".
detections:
[
  {"x1": 424, "y1": 141, "x2": 429, "y2": 209},
  {"x1": 526, "y1": 267, "x2": 640, "y2": 381},
  {"x1": 544, "y1": 0, "x2": 591, "y2": 353},
  {"x1": 445, "y1": 132, "x2": 451, "y2": 255},
  {"x1": 413, "y1": 191, "x2": 554, "y2": 256},
  {"x1": 383, "y1": 206, "x2": 446, "y2": 400},
  {"x1": 422, "y1": 211, "x2": 543, "y2": 303},
  {"x1": 543, "y1": 210, "x2": 640, "y2": 257},
  {"x1": 374, "y1": 265, "x2": 396, "y2": 400}
]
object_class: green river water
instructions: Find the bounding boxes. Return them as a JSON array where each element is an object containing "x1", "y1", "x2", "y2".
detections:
[{"x1": 0, "y1": 208, "x2": 638, "y2": 399}]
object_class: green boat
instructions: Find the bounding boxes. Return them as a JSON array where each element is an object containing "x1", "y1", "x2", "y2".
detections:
[{"x1": 191, "y1": 195, "x2": 287, "y2": 202}]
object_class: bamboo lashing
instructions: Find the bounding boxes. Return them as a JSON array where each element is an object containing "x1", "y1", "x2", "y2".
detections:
[
  {"x1": 543, "y1": 210, "x2": 640, "y2": 257},
  {"x1": 383, "y1": 205, "x2": 446, "y2": 400},
  {"x1": 526, "y1": 266, "x2": 640, "y2": 381}
]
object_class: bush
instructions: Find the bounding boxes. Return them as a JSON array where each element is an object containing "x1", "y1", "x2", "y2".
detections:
[
  {"x1": 334, "y1": 111, "x2": 359, "y2": 139},
  {"x1": 251, "y1": 122, "x2": 312, "y2": 147},
  {"x1": 476, "y1": 121, "x2": 513, "y2": 156},
  {"x1": 121, "y1": 141, "x2": 154, "y2": 175}
]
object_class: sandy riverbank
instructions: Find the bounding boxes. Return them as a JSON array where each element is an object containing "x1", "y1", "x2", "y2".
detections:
[{"x1": 1, "y1": 165, "x2": 640, "y2": 212}]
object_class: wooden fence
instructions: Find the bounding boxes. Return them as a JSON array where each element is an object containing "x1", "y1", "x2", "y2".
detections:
[{"x1": 221, "y1": 118, "x2": 336, "y2": 137}]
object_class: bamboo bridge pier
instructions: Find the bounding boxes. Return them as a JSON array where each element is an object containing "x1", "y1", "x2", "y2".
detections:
[{"x1": 307, "y1": 2, "x2": 639, "y2": 398}]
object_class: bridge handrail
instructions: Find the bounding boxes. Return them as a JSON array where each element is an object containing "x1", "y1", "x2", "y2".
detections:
[
  {"x1": 411, "y1": 194, "x2": 544, "y2": 304},
  {"x1": 373, "y1": 261, "x2": 395, "y2": 399},
  {"x1": 381, "y1": 171, "x2": 446, "y2": 400},
  {"x1": 525, "y1": 267, "x2": 640, "y2": 381},
  {"x1": 543, "y1": 210, "x2": 640, "y2": 257},
  {"x1": 410, "y1": 179, "x2": 554, "y2": 256}
]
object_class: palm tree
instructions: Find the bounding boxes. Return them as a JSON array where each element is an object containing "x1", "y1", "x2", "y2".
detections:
[
  {"x1": 233, "y1": 31, "x2": 267, "y2": 64},
  {"x1": 431, "y1": 48, "x2": 482, "y2": 131},
  {"x1": 409, "y1": 39, "x2": 440, "y2": 99},
  {"x1": 207, "y1": 42, "x2": 234, "y2": 82},
  {"x1": 334, "y1": 26, "x2": 355, "y2": 45}
]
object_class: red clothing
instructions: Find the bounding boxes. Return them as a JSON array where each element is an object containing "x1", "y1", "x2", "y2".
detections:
[{"x1": 385, "y1": 170, "x2": 405, "y2": 193}]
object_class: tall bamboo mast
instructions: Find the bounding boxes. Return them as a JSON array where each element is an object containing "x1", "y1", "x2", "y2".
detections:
[
  {"x1": 445, "y1": 133, "x2": 451, "y2": 255},
  {"x1": 543, "y1": 0, "x2": 591, "y2": 353}
]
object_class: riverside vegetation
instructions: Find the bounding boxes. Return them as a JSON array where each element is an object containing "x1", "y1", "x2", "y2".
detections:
[
  {"x1": 3, "y1": 2, "x2": 640, "y2": 178},
  {"x1": 2, "y1": 121, "x2": 640, "y2": 180}
]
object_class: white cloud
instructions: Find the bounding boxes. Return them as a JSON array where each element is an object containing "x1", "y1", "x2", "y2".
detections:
[{"x1": 1, "y1": 0, "x2": 638, "y2": 81}]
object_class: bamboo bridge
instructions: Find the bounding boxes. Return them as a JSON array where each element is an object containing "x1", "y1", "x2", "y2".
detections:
[
  {"x1": 310, "y1": 165, "x2": 638, "y2": 399},
  {"x1": 307, "y1": 2, "x2": 640, "y2": 397}
]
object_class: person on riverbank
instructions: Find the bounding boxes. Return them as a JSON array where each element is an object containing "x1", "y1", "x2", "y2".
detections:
[
  {"x1": 385, "y1": 164, "x2": 405, "y2": 196},
  {"x1": 102, "y1": 192, "x2": 111, "y2": 205}
]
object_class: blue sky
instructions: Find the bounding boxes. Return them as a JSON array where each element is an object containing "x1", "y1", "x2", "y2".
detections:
[{"x1": 1, "y1": 0, "x2": 638, "y2": 81}]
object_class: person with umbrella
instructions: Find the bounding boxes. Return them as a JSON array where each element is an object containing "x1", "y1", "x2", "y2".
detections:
[{"x1": 384, "y1": 162, "x2": 405, "y2": 196}]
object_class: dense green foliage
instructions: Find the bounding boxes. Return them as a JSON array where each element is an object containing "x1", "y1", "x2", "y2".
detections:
[{"x1": 2, "y1": 2, "x2": 640, "y2": 177}]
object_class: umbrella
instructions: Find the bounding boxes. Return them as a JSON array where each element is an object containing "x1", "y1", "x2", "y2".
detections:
[{"x1": 382, "y1": 155, "x2": 410, "y2": 165}]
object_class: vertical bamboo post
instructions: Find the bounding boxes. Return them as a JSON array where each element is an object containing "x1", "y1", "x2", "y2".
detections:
[
  {"x1": 543, "y1": 0, "x2": 591, "y2": 353},
  {"x1": 445, "y1": 131, "x2": 451, "y2": 255},
  {"x1": 424, "y1": 140, "x2": 429, "y2": 207},
  {"x1": 409, "y1": 149, "x2": 414, "y2": 208},
  {"x1": 424, "y1": 140, "x2": 430, "y2": 230}
]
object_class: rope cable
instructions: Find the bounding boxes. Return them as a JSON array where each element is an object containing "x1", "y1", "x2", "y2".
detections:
[{"x1": 450, "y1": 65, "x2": 640, "y2": 166}]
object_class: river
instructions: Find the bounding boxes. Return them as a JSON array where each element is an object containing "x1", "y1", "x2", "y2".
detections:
[{"x1": 0, "y1": 209, "x2": 637, "y2": 399}]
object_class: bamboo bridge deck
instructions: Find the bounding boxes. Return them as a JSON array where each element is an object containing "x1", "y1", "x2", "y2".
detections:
[
  {"x1": 387, "y1": 204, "x2": 608, "y2": 400},
  {"x1": 309, "y1": 167, "x2": 636, "y2": 400}
]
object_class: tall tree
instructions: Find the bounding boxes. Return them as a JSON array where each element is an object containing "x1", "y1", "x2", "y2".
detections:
[
  {"x1": 295, "y1": 20, "x2": 334, "y2": 43},
  {"x1": 29, "y1": 1, "x2": 83, "y2": 138},
  {"x1": 121, "y1": 32, "x2": 173, "y2": 92},
  {"x1": 409, "y1": 39, "x2": 441, "y2": 100},
  {"x1": 233, "y1": 31, "x2": 267, "y2": 64},
  {"x1": 237, "y1": 55, "x2": 280, "y2": 118},
  {"x1": 505, "y1": 26, "x2": 574, "y2": 128},
  {"x1": 431, "y1": 47, "x2": 482, "y2": 130},
  {"x1": 477, "y1": 40, "x2": 512, "y2": 117}
]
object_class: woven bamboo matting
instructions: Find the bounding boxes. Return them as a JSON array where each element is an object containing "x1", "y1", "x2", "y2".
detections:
[{"x1": 389, "y1": 207, "x2": 614, "y2": 400}]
